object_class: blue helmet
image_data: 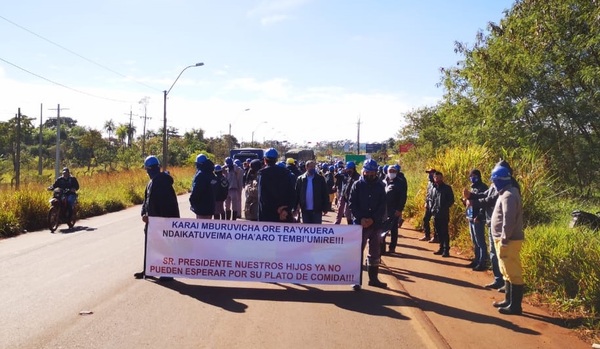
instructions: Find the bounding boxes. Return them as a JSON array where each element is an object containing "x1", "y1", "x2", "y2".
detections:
[
  {"x1": 321, "y1": 163, "x2": 329, "y2": 170},
  {"x1": 391, "y1": 164, "x2": 401, "y2": 172},
  {"x1": 234, "y1": 159, "x2": 242, "y2": 166},
  {"x1": 277, "y1": 161, "x2": 286, "y2": 168},
  {"x1": 345, "y1": 161, "x2": 356, "y2": 170},
  {"x1": 363, "y1": 159, "x2": 378, "y2": 172},
  {"x1": 214, "y1": 165, "x2": 222, "y2": 172},
  {"x1": 383, "y1": 165, "x2": 389, "y2": 173},
  {"x1": 245, "y1": 158, "x2": 252, "y2": 163},
  {"x1": 265, "y1": 148, "x2": 278, "y2": 159},
  {"x1": 225, "y1": 157, "x2": 233, "y2": 166},
  {"x1": 144, "y1": 155, "x2": 160, "y2": 168},
  {"x1": 195, "y1": 154, "x2": 207, "y2": 164},
  {"x1": 329, "y1": 165, "x2": 335, "y2": 172},
  {"x1": 491, "y1": 165, "x2": 512, "y2": 190},
  {"x1": 336, "y1": 160, "x2": 344, "y2": 168}
]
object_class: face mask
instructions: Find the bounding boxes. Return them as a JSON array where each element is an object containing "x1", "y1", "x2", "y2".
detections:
[
  {"x1": 307, "y1": 168, "x2": 316, "y2": 175},
  {"x1": 470, "y1": 176, "x2": 479, "y2": 184},
  {"x1": 388, "y1": 173, "x2": 397, "y2": 179},
  {"x1": 146, "y1": 167, "x2": 160, "y2": 178}
]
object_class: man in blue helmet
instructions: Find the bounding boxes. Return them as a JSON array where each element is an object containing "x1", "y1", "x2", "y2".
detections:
[
  {"x1": 136, "y1": 155, "x2": 180, "y2": 280},
  {"x1": 489, "y1": 164, "x2": 525, "y2": 315},
  {"x1": 48, "y1": 167, "x2": 80, "y2": 220},
  {"x1": 257, "y1": 148, "x2": 296, "y2": 222},
  {"x1": 224, "y1": 156, "x2": 244, "y2": 220},
  {"x1": 335, "y1": 161, "x2": 360, "y2": 225},
  {"x1": 189, "y1": 154, "x2": 216, "y2": 219},
  {"x1": 349, "y1": 158, "x2": 388, "y2": 289},
  {"x1": 383, "y1": 164, "x2": 408, "y2": 254}
]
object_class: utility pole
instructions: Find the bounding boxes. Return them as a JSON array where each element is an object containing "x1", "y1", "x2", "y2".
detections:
[
  {"x1": 356, "y1": 116, "x2": 361, "y2": 155},
  {"x1": 38, "y1": 103, "x2": 43, "y2": 176},
  {"x1": 124, "y1": 107, "x2": 136, "y2": 147},
  {"x1": 49, "y1": 104, "x2": 69, "y2": 180},
  {"x1": 139, "y1": 97, "x2": 151, "y2": 157},
  {"x1": 15, "y1": 109, "x2": 21, "y2": 189}
]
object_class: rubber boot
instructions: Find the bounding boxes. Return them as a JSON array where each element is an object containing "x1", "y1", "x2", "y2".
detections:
[
  {"x1": 499, "y1": 284, "x2": 523, "y2": 315},
  {"x1": 232, "y1": 211, "x2": 238, "y2": 221},
  {"x1": 493, "y1": 281, "x2": 511, "y2": 308},
  {"x1": 225, "y1": 210, "x2": 232, "y2": 220},
  {"x1": 367, "y1": 266, "x2": 387, "y2": 288}
]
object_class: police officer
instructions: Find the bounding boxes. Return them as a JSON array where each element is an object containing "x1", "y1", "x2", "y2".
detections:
[{"x1": 349, "y1": 159, "x2": 388, "y2": 289}]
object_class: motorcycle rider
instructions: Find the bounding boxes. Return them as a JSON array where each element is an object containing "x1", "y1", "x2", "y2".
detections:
[{"x1": 48, "y1": 167, "x2": 79, "y2": 220}]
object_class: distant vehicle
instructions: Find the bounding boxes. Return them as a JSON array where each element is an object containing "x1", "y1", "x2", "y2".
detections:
[
  {"x1": 285, "y1": 148, "x2": 315, "y2": 162},
  {"x1": 229, "y1": 147, "x2": 264, "y2": 162}
]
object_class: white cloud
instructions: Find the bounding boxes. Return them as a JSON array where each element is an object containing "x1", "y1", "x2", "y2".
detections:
[{"x1": 247, "y1": 0, "x2": 312, "y2": 25}]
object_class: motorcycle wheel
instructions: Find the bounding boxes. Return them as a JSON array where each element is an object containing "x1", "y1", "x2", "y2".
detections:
[
  {"x1": 68, "y1": 205, "x2": 77, "y2": 229},
  {"x1": 48, "y1": 206, "x2": 60, "y2": 233}
]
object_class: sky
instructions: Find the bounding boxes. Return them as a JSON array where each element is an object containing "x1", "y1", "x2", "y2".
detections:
[{"x1": 0, "y1": 0, "x2": 515, "y2": 146}]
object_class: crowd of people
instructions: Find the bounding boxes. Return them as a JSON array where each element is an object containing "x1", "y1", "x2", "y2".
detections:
[{"x1": 137, "y1": 151, "x2": 525, "y2": 315}]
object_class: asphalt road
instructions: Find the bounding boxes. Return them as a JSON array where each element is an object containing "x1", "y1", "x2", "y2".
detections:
[{"x1": 0, "y1": 194, "x2": 442, "y2": 349}]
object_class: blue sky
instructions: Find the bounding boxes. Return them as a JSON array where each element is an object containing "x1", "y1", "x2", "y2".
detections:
[{"x1": 0, "y1": 0, "x2": 514, "y2": 145}]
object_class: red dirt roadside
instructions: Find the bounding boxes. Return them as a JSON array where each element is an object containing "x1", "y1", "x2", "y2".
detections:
[{"x1": 380, "y1": 223, "x2": 594, "y2": 349}]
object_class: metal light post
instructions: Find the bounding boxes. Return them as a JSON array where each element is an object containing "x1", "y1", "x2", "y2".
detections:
[
  {"x1": 251, "y1": 121, "x2": 268, "y2": 147},
  {"x1": 162, "y1": 62, "x2": 204, "y2": 171}
]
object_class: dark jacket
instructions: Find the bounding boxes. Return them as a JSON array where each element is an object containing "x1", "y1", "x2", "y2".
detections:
[
  {"x1": 50, "y1": 176, "x2": 80, "y2": 193},
  {"x1": 385, "y1": 173, "x2": 408, "y2": 217},
  {"x1": 348, "y1": 177, "x2": 387, "y2": 228},
  {"x1": 468, "y1": 183, "x2": 498, "y2": 225},
  {"x1": 342, "y1": 171, "x2": 361, "y2": 200},
  {"x1": 295, "y1": 172, "x2": 330, "y2": 214},
  {"x1": 142, "y1": 172, "x2": 180, "y2": 218},
  {"x1": 257, "y1": 164, "x2": 296, "y2": 222},
  {"x1": 429, "y1": 181, "x2": 455, "y2": 218},
  {"x1": 189, "y1": 160, "x2": 217, "y2": 216},
  {"x1": 465, "y1": 180, "x2": 488, "y2": 222}
]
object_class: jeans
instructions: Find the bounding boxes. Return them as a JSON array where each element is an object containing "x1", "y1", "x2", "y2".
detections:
[
  {"x1": 301, "y1": 210, "x2": 322, "y2": 224},
  {"x1": 470, "y1": 219, "x2": 488, "y2": 266}
]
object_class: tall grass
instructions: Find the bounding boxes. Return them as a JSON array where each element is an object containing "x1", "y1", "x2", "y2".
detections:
[
  {"x1": 0, "y1": 166, "x2": 196, "y2": 238},
  {"x1": 401, "y1": 144, "x2": 599, "y2": 335}
]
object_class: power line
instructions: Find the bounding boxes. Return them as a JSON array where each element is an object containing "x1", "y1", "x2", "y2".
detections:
[
  {"x1": 0, "y1": 56, "x2": 131, "y2": 103},
  {"x1": 0, "y1": 14, "x2": 160, "y2": 93}
]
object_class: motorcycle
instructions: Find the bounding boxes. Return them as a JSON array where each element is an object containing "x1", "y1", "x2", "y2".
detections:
[
  {"x1": 48, "y1": 187, "x2": 77, "y2": 232},
  {"x1": 570, "y1": 210, "x2": 600, "y2": 231}
]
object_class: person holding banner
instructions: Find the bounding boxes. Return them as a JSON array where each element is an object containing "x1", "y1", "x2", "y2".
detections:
[
  {"x1": 295, "y1": 160, "x2": 330, "y2": 224},
  {"x1": 135, "y1": 155, "x2": 180, "y2": 280},
  {"x1": 348, "y1": 159, "x2": 388, "y2": 289},
  {"x1": 257, "y1": 148, "x2": 296, "y2": 222}
]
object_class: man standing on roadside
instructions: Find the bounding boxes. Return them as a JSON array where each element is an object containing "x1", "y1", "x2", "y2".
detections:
[
  {"x1": 419, "y1": 168, "x2": 438, "y2": 243},
  {"x1": 135, "y1": 155, "x2": 180, "y2": 281},
  {"x1": 430, "y1": 171, "x2": 455, "y2": 258},
  {"x1": 490, "y1": 164, "x2": 525, "y2": 315}
]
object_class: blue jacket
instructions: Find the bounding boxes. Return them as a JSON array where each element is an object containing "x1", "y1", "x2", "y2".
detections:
[{"x1": 189, "y1": 160, "x2": 217, "y2": 216}]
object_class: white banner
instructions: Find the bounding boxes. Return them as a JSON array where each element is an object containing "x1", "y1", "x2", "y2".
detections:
[{"x1": 145, "y1": 217, "x2": 362, "y2": 285}]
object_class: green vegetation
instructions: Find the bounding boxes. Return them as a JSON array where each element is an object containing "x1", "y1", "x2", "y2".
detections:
[{"x1": 0, "y1": 166, "x2": 195, "y2": 238}]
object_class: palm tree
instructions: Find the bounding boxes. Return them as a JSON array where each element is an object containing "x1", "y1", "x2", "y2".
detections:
[{"x1": 103, "y1": 119, "x2": 115, "y2": 143}]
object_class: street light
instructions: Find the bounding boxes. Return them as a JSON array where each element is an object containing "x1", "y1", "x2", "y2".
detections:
[
  {"x1": 229, "y1": 108, "x2": 250, "y2": 136},
  {"x1": 162, "y1": 62, "x2": 204, "y2": 171},
  {"x1": 251, "y1": 121, "x2": 268, "y2": 147}
]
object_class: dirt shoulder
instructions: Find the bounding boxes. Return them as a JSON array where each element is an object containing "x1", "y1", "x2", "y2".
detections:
[{"x1": 380, "y1": 223, "x2": 595, "y2": 349}]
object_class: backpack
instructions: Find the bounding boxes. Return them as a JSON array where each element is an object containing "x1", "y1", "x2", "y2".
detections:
[{"x1": 215, "y1": 175, "x2": 229, "y2": 201}]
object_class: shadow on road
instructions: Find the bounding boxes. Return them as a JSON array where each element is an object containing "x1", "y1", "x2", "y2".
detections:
[
  {"x1": 55, "y1": 225, "x2": 97, "y2": 234},
  {"x1": 156, "y1": 279, "x2": 411, "y2": 320}
]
